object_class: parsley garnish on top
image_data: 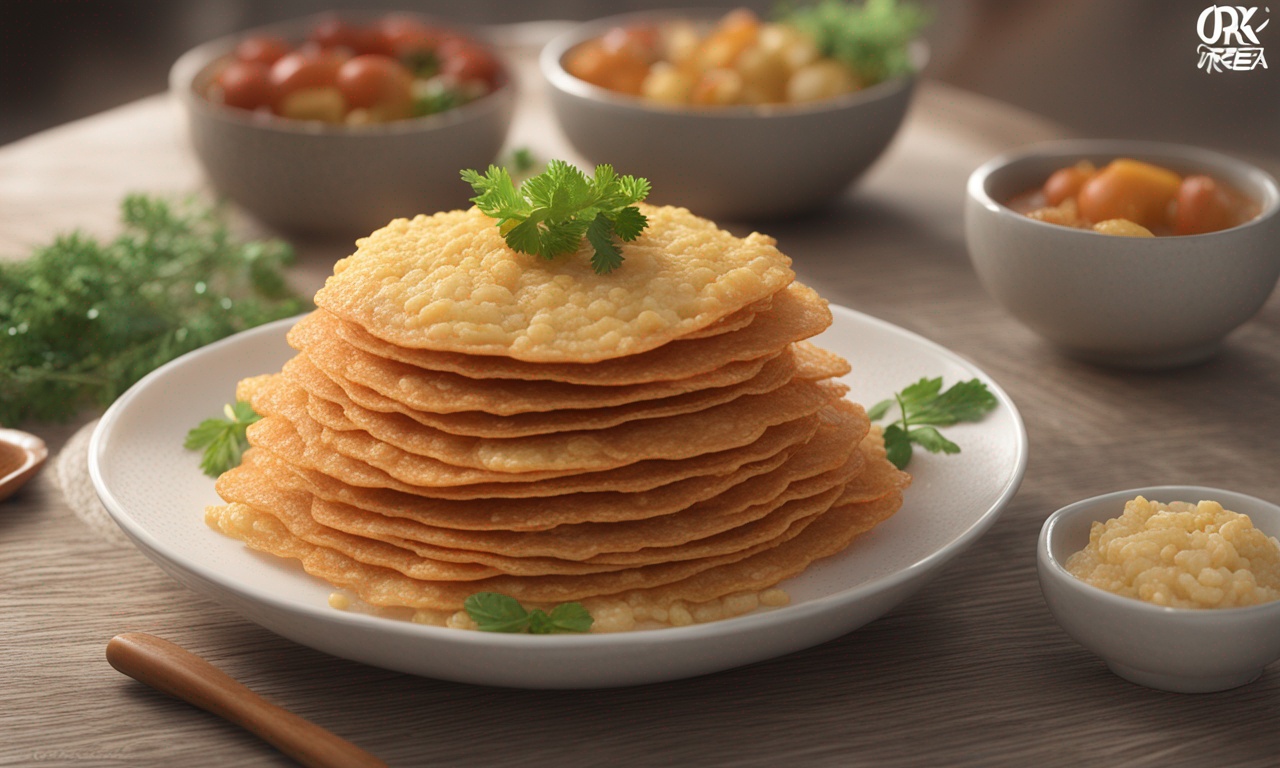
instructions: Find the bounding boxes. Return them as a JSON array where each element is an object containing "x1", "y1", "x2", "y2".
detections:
[
  {"x1": 867, "y1": 377, "x2": 997, "y2": 469},
  {"x1": 464, "y1": 592, "x2": 593, "y2": 634},
  {"x1": 460, "y1": 160, "x2": 651, "y2": 275}
]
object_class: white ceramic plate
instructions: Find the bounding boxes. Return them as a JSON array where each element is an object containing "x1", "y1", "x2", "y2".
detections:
[{"x1": 90, "y1": 307, "x2": 1027, "y2": 689}]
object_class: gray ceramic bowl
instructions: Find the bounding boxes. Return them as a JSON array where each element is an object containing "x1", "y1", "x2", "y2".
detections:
[
  {"x1": 1039, "y1": 486, "x2": 1280, "y2": 693},
  {"x1": 170, "y1": 14, "x2": 515, "y2": 237},
  {"x1": 966, "y1": 140, "x2": 1280, "y2": 369},
  {"x1": 540, "y1": 10, "x2": 923, "y2": 220}
]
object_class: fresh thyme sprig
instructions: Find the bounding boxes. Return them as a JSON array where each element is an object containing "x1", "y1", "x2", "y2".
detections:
[
  {"x1": 464, "y1": 592, "x2": 593, "y2": 634},
  {"x1": 460, "y1": 160, "x2": 650, "y2": 275},
  {"x1": 184, "y1": 401, "x2": 261, "y2": 478},
  {"x1": 0, "y1": 195, "x2": 308, "y2": 425},
  {"x1": 867, "y1": 377, "x2": 997, "y2": 469}
]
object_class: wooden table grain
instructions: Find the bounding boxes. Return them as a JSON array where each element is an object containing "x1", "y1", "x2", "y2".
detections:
[{"x1": 4, "y1": 31, "x2": 1280, "y2": 768}]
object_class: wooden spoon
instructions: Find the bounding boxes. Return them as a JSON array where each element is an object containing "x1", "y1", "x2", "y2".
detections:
[
  {"x1": 0, "y1": 428, "x2": 47, "y2": 502},
  {"x1": 106, "y1": 633, "x2": 387, "y2": 768}
]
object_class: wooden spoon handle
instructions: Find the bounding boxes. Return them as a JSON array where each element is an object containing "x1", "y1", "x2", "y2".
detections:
[{"x1": 107, "y1": 632, "x2": 387, "y2": 768}]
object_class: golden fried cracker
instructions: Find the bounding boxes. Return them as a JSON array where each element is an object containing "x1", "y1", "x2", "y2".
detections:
[
  {"x1": 207, "y1": 484, "x2": 828, "y2": 607},
  {"x1": 313, "y1": 205, "x2": 794, "y2": 362},
  {"x1": 252, "y1": 371, "x2": 829, "y2": 481},
  {"x1": 299, "y1": 448, "x2": 862, "y2": 561},
  {"x1": 297, "y1": 374, "x2": 833, "y2": 473},
  {"x1": 320, "y1": 281, "x2": 830, "y2": 385},
  {"x1": 246, "y1": 408, "x2": 821, "y2": 499},
  {"x1": 247, "y1": 403, "x2": 865, "y2": 532},
  {"x1": 293, "y1": 322, "x2": 780, "y2": 415}
]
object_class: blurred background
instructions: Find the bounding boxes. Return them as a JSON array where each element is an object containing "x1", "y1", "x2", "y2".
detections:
[{"x1": 1, "y1": 0, "x2": 1276, "y2": 161}]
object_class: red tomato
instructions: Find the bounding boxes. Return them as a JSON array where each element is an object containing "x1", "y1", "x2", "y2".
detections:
[
  {"x1": 440, "y1": 42, "x2": 499, "y2": 85},
  {"x1": 374, "y1": 15, "x2": 446, "y2": 57},
  {"x1": 336, "y1": 54, "x2": 414, "y2": 117},
  {"x1": 214, "y1": 60, "x2": 272, "y2": 110},
  {"x1": 309, "y1": 15, "x2": 383, "y2": 55},
  {"x1": 1174, "y1": 175, "x2": 1237, "y2": 235},
  {"x1": 1043, "y1": 165, "x2": 1094, "y2": 207},
  {"x1": 269, "y1": 50, "x2": 344, "y2": 108},
  {"x1": 234, "y1": 36, "x2": 291, "y2": 67}
]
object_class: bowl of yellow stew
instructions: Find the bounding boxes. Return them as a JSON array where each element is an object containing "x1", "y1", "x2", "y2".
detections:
[
  {"x1": 540, "y1": 3, "x2": 928, "y2": 219},
  {"x1": 1038, "y1": 486, "x2": 1280, "y2": 693},
  {"x1": 965, "y1": 140, "x2": 1280, "y2": 368}
]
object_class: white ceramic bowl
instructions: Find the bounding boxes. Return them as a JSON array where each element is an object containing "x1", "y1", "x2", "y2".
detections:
[
  {"x1": 170, "y1": 13, "x2": 515, "y2": 238},
  {"x1": 965, "y1": 141, "x2": 1280, "y2": 369},
  {"x1": 1038, "y1": 485, "x2": 1280, "y2": 693},
  {"x1": 540, "y1": 9, "x2": 923, "y2": 220}
]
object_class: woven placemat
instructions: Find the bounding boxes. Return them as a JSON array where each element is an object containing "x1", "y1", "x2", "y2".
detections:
[{"x1": 54, "y1": 418, "x2": 132, "y2": 547}]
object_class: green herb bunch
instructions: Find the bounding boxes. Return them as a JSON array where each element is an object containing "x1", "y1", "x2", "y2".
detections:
[
  {"x1": 461, "y1": 160, "x2": 650, "y2": 275},
  {"x1": 464, "y1": 592, "x2": 593, "y2": 634},
  {"x1": 0, "y1": 195, "x2": 308, "y2": 425},
  {"x1": 778, "y1": 0, "x2": 929, "y2": 85},
  {"x1": 868, "y1": 377, "x2": 997, "y2": 469}
]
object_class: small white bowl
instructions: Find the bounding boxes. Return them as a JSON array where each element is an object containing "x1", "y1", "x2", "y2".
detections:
[
  {"x1": 965, "y1": 140, "x2": 1280, "y2": 369},
  {"x1": 540, "y1": 9, "x2": 924, "y2": 220},
  {"x1": 1038, "y1": 486, "x2": 1280, "y2": 693},
  {"x1": 170, "y1": 13, "x2": 516, "y2": 237}
]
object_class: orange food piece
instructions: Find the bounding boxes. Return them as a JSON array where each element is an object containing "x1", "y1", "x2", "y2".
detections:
[
  {"x1": 1043, "y1": 162, "x2": 1096, "y2": 206},
  {"x1": 1076, "y1": 159, "x2": 1182, "y2": 229},
  {"x1": 695, "y1": 9, "x2": 761, "y2": 70},
  {"x1": 1174, "y1": 175, "x2": 1238, "y2": 235},
  {"x1": 565, "y1": 37, "x2": 651, "y2": 95}
]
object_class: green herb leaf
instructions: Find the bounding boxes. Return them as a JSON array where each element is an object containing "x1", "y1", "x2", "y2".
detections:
[
  {"x1": 0, "y1": 195, "x2": 307, "y2": 426},
  {"x1": 461, "y1": 160, "x2": 650, "y2": 275},
  {"x1": 907, "y1": 425, "x2": 959, "y2": 455},
  {"x1": 464, "y1": 592, "x2": 594, "y2": 634},
  {"x1": 882, "y1": 423, "x2": 913, "y2": 470},
  {"x1": 776, "y1": 0, "x2": 929, "y2": 85},
  {"x1": 865, "y1": 398, "x2": 893, "y2": 421},
  {"x1": 545, "y1": 602, "x2": 594, "y2": 633},
  {"x1": 869, "y1": 377, "x2": 997, "y2": 469},
  {"x1": 184, "y1": 401, "x2": 261, "y2": 477},
  {"x1": 464, "y1": 592, "x2": 531, "y2": 633}
]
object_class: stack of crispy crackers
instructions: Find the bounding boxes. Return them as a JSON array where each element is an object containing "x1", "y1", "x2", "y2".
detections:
[{"x1": 206, "y1": 205, "x2": 909, "y2": 629}]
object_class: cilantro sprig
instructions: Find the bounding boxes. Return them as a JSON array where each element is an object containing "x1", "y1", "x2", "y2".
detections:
[
  {"x1": 867, "y1": 377, "x2": 997, "y2": 469},
  {"x1": 184, "y1": 401, "x2": 261, "y2": 478},
  {"x1": 460, "y1": 160, "x2": 650, "y2": 275},
  {"x1": 464, "y1": 592, "x2": 593, "y2": 634},
  {"x1": 777, "y1": 0, "x2": 929, "y2": 86}
]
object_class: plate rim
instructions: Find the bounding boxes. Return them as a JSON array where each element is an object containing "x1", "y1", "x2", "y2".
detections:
[{"x1": 89, "y1": 305, "x2": 1027, "y2": 653}]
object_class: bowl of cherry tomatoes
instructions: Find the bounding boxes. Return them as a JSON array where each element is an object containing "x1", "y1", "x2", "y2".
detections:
[
  {"x1": 171, "y1": 12, "x2": 515, "y2": 236},
  {"x1": 540, "y1": 6, "x2": 928, "y2": 220}
]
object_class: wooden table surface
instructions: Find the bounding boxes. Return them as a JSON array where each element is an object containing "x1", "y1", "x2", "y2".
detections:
[{"x1": 4, "y1": 29, "x2": 1280, "y2": 768}]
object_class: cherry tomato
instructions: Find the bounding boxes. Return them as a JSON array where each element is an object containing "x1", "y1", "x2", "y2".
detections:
[
  {"x1": 440, "y1": 42, "x2": 499, "y2": 85},
  {"x1": 309, "y1": 16, "x2": 380, "y2": 55},
  {"x1": 214, "y1": 60, "x2": 272, "y2": 110},
  {"x1": 1174, "y1": 175, "x2": 1238, "y2": 235},
  {"x1": 1043, "y1": 164, "x2": 1095, "y2": 206},
  {"x1": 1077, "y1": 159, "x2": 1181, "y2": 229},
  {"x1": 336, "y1": 54, "x2": 414, "y2": 118},
  {"x1": 234, "y1": 36, "x2": 291, "y2": 67},
  {"x1": 269, "y1": 50, "x2": 344, "y2": 110},
  {"x1": 374, "y1": 15, "x2": 445, "y2": 57}
]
